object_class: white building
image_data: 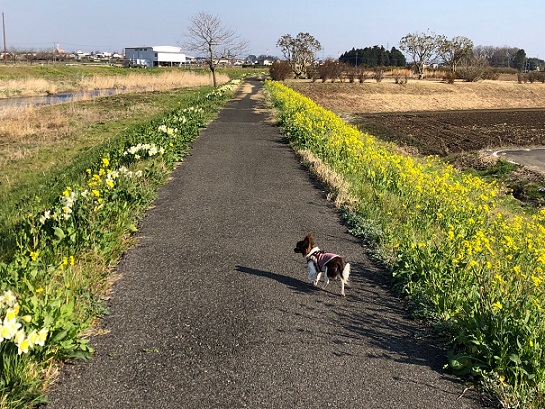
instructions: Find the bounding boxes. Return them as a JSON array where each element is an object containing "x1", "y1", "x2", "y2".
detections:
[{"x1": 124, "y1": 46, "x2": 187, "y2": 67}]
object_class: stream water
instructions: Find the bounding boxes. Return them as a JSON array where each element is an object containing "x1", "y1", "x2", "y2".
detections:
[{"x1": 0, "y1": 89, "x2": 123, "y2": 116}]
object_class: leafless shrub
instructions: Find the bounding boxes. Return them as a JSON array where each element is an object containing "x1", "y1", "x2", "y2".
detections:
[
  {"x1": 373, "y1": 68, "x2": 384, "y2": 82},
  {"x1": 357, "y1": 70, "x2": 367, "y2": 83},
  {"x1": 347, "y1": 68, "x2": 356, "y2": 83},
  {"x1": 269, "y1": 60, "x2": 292, "y2": 81},
  {"x1": 457, "y1": 56, "x2": 490, "y2": 82},
  {"x1": 307, "y1": 66, "x2": 319, "y2": 82},
  {"x1": 318, "y1": 59, "x2": 343, "y2": 82},
  {"x1": 394, "y1": 74, "x2": 408, "y2": 84},
  {"x1": 481, "y1": 70, "x2": 500, "y2": 80},
  {"x1": 444, "y1": 71, "x2": 456, "y2": 84},
  {"x1": 527, "y1": 72, "x2": 545, "y2": 84}
]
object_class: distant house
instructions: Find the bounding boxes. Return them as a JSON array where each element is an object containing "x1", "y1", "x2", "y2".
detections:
[
  {"x1": 74, "y1": 50, "x2": 91, "y2": 60},
  {"x1": 124, "y1": 46, "x2": 187, "y2": 67}
]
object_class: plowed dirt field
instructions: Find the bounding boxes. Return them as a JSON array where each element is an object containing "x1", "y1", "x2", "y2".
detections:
[
  {"x1": 288, "y1": 80, "x2": 545, "y2": 205},
  {"x1": 350, "y1": 108, "x2": 545, "y2": 156},
  {"x1": 288, "y1": 80, "x2": 545, "y2": 157}
]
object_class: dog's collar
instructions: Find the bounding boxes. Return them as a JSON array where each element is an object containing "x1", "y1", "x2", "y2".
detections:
[{"x1": 306, "y1": 247, "x2": 321, "y2": 259}]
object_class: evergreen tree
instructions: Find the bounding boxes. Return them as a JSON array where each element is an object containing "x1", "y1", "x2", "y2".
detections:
[
  {"x1": 513, "y1": 49, "x2": 527, "y2": 72},
  {"x1": 339, "y1": 45, "x2": 406, "y2": 67}
]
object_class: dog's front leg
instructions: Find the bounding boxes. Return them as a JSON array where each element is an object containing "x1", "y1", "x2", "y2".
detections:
[
  {"x1": 307, "y1": 261, "x2": 319, "y2": 285},
  {"x1": 314, "y1": 272, "x2": 322, "y2": 286},
  {"x1": 322, "y1": 267, "x2": 330, "y2": 289}
]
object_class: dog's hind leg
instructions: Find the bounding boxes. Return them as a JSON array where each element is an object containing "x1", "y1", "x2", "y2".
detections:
[{"x1": 340, "y1": 263, "x2": 350, "y2": 296}]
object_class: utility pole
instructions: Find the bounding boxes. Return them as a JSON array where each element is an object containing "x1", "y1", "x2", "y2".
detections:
[{"x1": 2, "y1": 12, "x2": 7, "y2": 65}]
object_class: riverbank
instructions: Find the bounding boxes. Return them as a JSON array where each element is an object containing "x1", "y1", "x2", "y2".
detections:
[
  {"x1": 0, "y1": 66, "x2": 226, "y2": 98},
  {"x1": 0, "y1": 83, "x2": 230, "y2": 258}
]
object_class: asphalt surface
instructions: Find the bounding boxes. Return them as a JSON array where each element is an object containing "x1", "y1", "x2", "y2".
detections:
[
  {"x1": 46, "y1": 78, "x2": 487, "y2": 408},
  {"x1": 493, "y1": 148, "x2": 545, "y2": 171}
]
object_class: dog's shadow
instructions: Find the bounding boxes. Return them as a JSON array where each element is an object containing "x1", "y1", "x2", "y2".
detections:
[{"x1": 236, "y1": 265, "x2": 318, "y2": 294}]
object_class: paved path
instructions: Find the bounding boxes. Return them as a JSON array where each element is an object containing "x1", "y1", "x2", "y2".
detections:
[
  {"x1": 46, "y1": 79, "x2": 486, "y2": 408},
  {"x1": 493, "y1": 148, "x2": 545, "y2": 172}
]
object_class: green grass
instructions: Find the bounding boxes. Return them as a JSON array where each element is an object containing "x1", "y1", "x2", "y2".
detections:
[{"x1": 0, "y1": 87, "x2": 215, "y2": 260}]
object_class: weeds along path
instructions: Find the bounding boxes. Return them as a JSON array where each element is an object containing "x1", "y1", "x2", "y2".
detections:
[{"x1": 46, "y1": 78, "x2": 485, "y2": 408}]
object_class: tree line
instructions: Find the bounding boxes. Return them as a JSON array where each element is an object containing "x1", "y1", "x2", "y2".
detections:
[
  {"x1": 397, "y1": 31, "x2": 540, "y2": 80},
  {"x1": 339, "y1": 46, "x2": 406, "y2": 68},
  {"x1": 161, "y1": 11, "x2": 545, "y2": 84},
  {"x1": 273, "y1": 30, "x2": 544, "y2": 82}
]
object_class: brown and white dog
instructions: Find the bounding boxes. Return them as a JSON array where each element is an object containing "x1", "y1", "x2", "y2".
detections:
[{"x1": 294, "y1": 233, "x2": 351, "y2": 296}]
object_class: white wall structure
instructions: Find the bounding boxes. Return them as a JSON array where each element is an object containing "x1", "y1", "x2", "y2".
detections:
[{"x1": 124, "y1": 46, "x2": 187, "y2": 67}]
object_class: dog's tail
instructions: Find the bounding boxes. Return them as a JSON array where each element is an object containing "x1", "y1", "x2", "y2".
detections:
[{"x1": 342, "y1": 263, "x2": 351, "y2": 283}]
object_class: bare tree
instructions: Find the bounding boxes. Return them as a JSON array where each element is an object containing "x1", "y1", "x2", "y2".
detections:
[
  {"x1": 184, "y1": 11, "x2": 248, "y2": 87},
  {"x1": 399, "y1": 31, "x2": 439, "y2": 79},
  {"x1": 437, "y1": 35, "x2": 474, "y2": 74},
  {"x1": 473, "y1": 45, "x2": 495, "y2": 61},
  {"x1": 277, "y1": 32, "x2": 321, "y2": 79}
]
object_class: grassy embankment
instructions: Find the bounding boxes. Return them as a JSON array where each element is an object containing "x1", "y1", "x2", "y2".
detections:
[
  {"x1": 289, "y1": 78, "x2": 545, "y2": 206},
  {"x1": 0, "y1": 67, "x2": 231, "y2": 246},
  {"x1": 267, "y1": 79, "x2": 545, "y2": 408},
  {"x1": 0, "y1": 65, "x2": 221, "y2": 98},
  {"x1": 0, "y1": 66, "x2": 238, "y2": 408}
]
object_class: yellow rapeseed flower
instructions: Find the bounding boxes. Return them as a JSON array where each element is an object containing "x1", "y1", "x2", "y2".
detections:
[
  {"x1": 531, "y1": 275, "x2": 543, "y2": 287},
  {"x1": 492, "y1": 301, "x2": 503, "y2": 311}
]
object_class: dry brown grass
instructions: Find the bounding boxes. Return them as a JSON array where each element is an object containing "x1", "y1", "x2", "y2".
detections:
[
  {"x1": 0, "y1": 71, "x2": 230, "y2": 168},
  {"x1": 78, "y1": 71, "x2": 226, "y2": 92},
  {"x1": 0, "y1": 107, "x2": 69, "y2": 172},
  {"x1": 0, "y1": 70, "x2": 229, "y2": 98},
  {"x1": 0, "y1": 89, "x2": 211, "y2": 201},
  {"x1": 297, "y1": 149, "x2": 357, "y2": 210},
  {"x1": 288, "y1": 78, "x2": 545, "y2": 114},
  {"x1": 0, "y1": 88, "x2": 210, "y2": 179},
  {"x1": 0, "y1": 77, "x2": 60, "y2": 96}
]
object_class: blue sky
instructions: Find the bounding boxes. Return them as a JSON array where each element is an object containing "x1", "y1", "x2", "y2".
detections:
[{"x1": 2, "y1": 0, "x2": 544, "y2": 59}]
